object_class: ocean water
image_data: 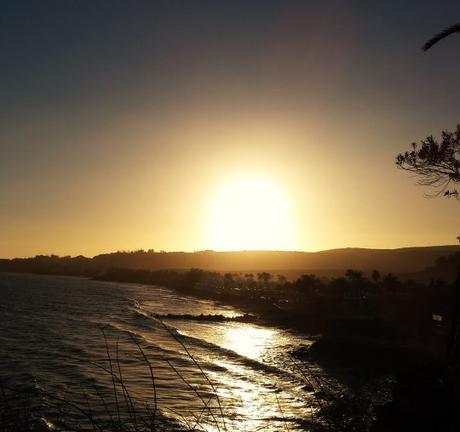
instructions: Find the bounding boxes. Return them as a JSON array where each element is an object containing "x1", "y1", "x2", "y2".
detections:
[{"x1": 0, "y1": 272, "x2": 325, "y2": 431}]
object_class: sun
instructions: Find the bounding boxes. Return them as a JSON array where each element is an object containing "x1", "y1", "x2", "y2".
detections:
[{"x1": 206, "y1": 176, "x2": 294, "y2": 251}]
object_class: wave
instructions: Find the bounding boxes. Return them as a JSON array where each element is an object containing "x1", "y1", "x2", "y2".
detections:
[
  {"x1": 176, "y1": 331, "x2": 287, "y2": 376},
  {"x1": 105, "y1": 323, "x2": 229, "y2": 376},
  {"x1": 132, "y1": 306, "x2": 289, "y2": 378}
]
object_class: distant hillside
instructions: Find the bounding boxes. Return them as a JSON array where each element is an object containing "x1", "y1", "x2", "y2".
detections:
[
  {"x1": 1, "y1": 246, "x2": 459, "y2": 279},
  {"x1": 405, "y1": 250, "x2": 460, "y2": 283},
  {"x1": 92, "y1": 246, "x2": 460, "y2": 274}
]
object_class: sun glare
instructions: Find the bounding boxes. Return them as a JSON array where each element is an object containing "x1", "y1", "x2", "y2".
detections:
[
  {"x1": 223, "y1": 326, "x2": 275, "y2": 359},
  {"x1": 207, "y1": 176, "x2": 294, "y2": 251}
]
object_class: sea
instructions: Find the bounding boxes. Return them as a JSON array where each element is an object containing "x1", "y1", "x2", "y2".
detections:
[{"x1": 0, "y1": 272, "x2": 332, "y2": 431}]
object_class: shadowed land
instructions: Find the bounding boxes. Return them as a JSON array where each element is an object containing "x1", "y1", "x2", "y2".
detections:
[{"x1": 1, "y1": 245, "x2": 459, "y2": 281}]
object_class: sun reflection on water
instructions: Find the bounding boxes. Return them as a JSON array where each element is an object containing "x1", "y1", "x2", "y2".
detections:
[
  {"x1": 222, "y1": 325, "x2": 275, "y2": 359},
  {"x1": 164, "y1": 320, "x2": 314, "y2": 430}
]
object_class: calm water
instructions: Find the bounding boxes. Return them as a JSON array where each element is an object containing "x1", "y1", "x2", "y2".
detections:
[{"x1": 0, "y1": 272, "x2": 324, "y2": 431}]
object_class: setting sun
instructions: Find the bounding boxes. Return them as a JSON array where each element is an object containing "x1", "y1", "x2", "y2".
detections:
[{"x1": 207, "y1": 176, "x2": 294, "y2": 251}]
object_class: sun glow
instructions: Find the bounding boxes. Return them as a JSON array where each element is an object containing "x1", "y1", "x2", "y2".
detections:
[{"x1": 207, "y1": 176, "x2": 294, "y2": 251}]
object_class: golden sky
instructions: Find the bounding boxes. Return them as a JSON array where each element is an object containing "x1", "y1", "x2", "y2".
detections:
[{"x1": 2, "y1": 1, "x2": 460, "y2": 258}]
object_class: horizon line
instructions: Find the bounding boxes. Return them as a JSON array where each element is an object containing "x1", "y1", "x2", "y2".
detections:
[{"x1": 2, "y1": 243, "x2": 459, "y2": 260}]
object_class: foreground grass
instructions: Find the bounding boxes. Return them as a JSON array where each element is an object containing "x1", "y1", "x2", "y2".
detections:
[{"x1": 0, "y1": 321, "x2": 382, "y2": 432}]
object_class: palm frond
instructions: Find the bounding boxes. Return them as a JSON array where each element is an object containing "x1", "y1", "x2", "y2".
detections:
[{"x1": 422, "y1": 23, "x2": 460, "y2": 51}]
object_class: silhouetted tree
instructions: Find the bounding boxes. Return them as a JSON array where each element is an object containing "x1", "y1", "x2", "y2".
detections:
[
  {"x1": 408, "y1": 27, "x2": 460, "y2": 371},
  {"x1": 277, "y1": 274, "x2": 287, "y2": 284},
  {"x1": 294, "y1": 274, "x2": 322, "y2": 296},
  {"x1": 257, "y1": 272, "x2": 271, "y2": 283},
  {"x1": 371, "y1": 269, "x2": 381, "y2": 283},
  {"x1": 182, "y1": 268, "x2": 204, "y2": 290},
  {"x1": 345, "y1": 269, "x2": 364, "y2": 282},
  {"x1": 382, "y1": 273, "x2": 402, "y2": 293},
  {"x1": 396, "y1": 125, "x2": 460, "y2": 198},
  {"x1": 223, "y1": 272, "x2": 234, "y2": 289}
]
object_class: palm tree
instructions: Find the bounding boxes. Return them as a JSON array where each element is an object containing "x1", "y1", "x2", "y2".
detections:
[{"x1": 422, "y1": 23, "x2": 460, "y2": 51}]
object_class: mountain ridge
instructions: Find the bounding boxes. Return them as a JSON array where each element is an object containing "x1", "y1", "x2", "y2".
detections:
[{"x1": 2, "y1": 245, "x2": 458, "y2": 278}]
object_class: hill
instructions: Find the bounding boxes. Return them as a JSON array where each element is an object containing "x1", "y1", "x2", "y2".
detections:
[
  {"x1": 92, "y1": 246, "x2": 460, "y2": 274},
  {"x1": 1, "y1": 246, "x2": 459, "y2": 279}
]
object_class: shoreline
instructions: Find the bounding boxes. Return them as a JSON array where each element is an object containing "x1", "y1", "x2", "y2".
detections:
[
  {"x1": 2, "y1": 270, "x2": 451, "y2": 431},
  {"x1": 0, "y1": 269, "x2": 444, "y2": 373}
]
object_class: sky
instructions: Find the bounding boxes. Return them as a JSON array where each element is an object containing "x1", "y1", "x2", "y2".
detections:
[{"x1": 2, "y1": 0, "x2": 460, "y2": 258}]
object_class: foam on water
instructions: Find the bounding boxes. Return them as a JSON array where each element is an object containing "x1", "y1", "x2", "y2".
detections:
[{"x1": 0, "y1": 272, "x2": 320, "y2": 431}]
